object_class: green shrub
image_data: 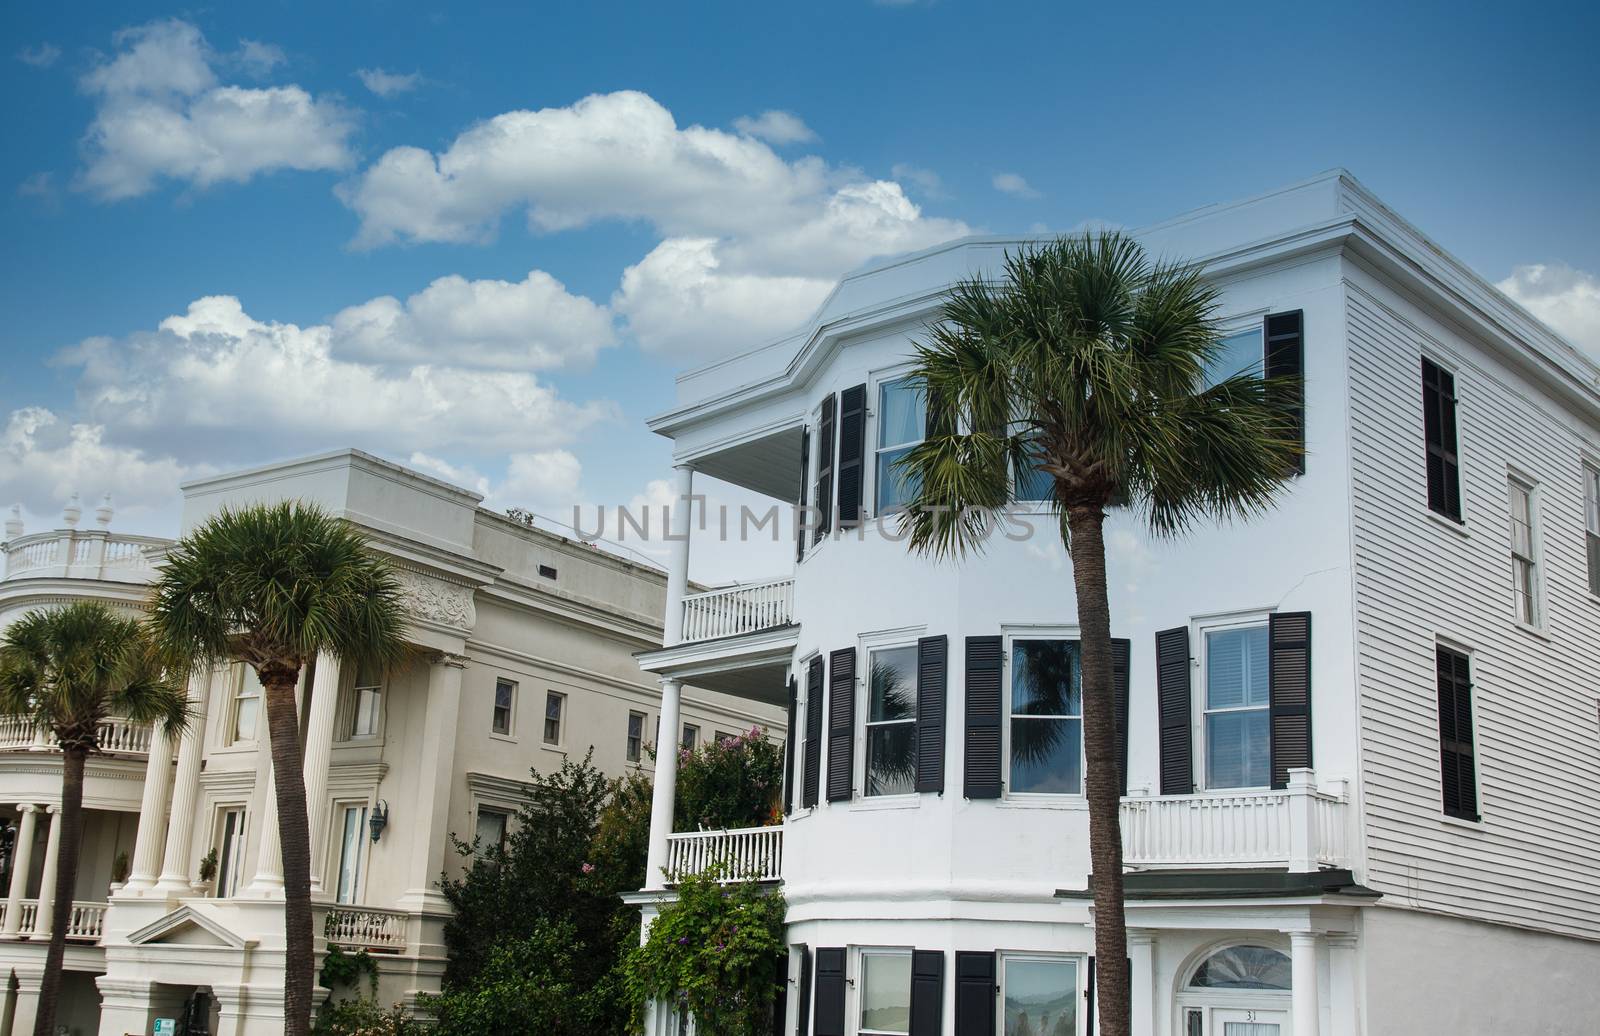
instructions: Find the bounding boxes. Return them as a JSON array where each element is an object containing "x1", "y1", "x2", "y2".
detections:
[
  {"x1": 674, "y1": 727, "x2": 784, "y2": 832},
  {"x1": 312, "y1": 998, "x2": 420, "y2": 1036}
]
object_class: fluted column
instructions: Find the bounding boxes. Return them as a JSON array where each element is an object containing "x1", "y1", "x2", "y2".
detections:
[
  {"x1": 644, "y1": 678, "x2": 683, "y2": 889},
  {"x1": 302, "y1": 652, "x2": 342, "y2": 894},
  {"x1": 246, "y1": 761, "x2": 283, "y2": 896},
  {"x1": 397, "y1": 652, "x2": 466, "y2": 912},
  {"x1": 124, "y1": 721, "x2": 177, "y2": 892},
  {"x1": 30, "y1": 807, "x2": 61, "y2": 936},
  {"x1": 3, "y1": 805, "x2": 39, "y2": 935},
  {"x1": 155, "y1": 671, "x2": 212, "y2": 892}
]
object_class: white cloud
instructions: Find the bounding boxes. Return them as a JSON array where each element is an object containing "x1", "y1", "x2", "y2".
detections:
[
  {"x1": 732, "y1": 110, "x2": 817, "y2": 145},
  {"x1": 330, "y1": 269, "x2": 616, "y2": 369},
  {"x1": 1496, "y1": 262, "x2": 1600, "y2": 359},
  {"x1": 17, "y1": 43, "x2": 61, "y2": 68},
  {"x1": 992, "y1": 172, "x2": 1041, "y2": 199},
  {"x1": 234, "y1": 40, "x2": 286, "y2": 77},
  {"x1": 357, "y1": 68, "x2": 422, "y2": 98},
  {"x1": 17, "y1": 172, "x2": 58, "y2": 206},
  {"x1": 77, "y1": 19, "x2": 355, "y2": 200},
  {"x1": 890, "y1": 162, "x2": 944, "y2": 198}
]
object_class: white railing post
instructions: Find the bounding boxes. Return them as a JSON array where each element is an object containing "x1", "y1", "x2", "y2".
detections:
[{"x1": 1286, "y1": 768, "x2": 1316, "y2": 873}]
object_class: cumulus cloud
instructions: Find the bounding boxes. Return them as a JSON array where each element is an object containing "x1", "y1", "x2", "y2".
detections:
[
  {"x1": 1496, "y1": 262, "x2": 1600, "y2": 358},
  {"x1": 890, "y1": 162, "x2": 944, "y2": 198},
  {"x1": 76, "y1": 19, "x2": 355, "y2": 200},
  {"x1": 732, "y1": 110, "x2": 817, "y2": 145},
  {"x1": 330, "y1": 269, "x2": 616, "y2": 369},
  {"x1": 17, "y1": 43, "x2": 61, "y2": 68},
  {"x1": 234, "y1": 40, "x2": 286, "y2": 77},
  {"x1": 992, "y1": 172, "x2": 1040, "y2": 199},
  {"x1": 357, "y1": 68, "x2": 421, "y2": 98}
]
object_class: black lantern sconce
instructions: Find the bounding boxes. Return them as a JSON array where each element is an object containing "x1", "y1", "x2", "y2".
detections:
[{"x1": 369, "y1": 800, "x2": 389, "y2": 843}]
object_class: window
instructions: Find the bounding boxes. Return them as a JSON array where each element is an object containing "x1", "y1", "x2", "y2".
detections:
[
  {"x1": 538, "y1": 564, "x2": 558, "y2": 579},
  {"x1": 1206, "y1": 326, "x2": 1264, "y2": 387},
  {"x1": 1002, "y1": 956, "x2": 1079, "y2": 1036},
  {"x1": 1014, "y1": 434, "x2": 1055, "y2": 503},
  {"x1": 681, "y1": 723, "x2": 699, "y2": 751},
  {"x1": 1507, "y1": 477, "x2": 1540, "y2": 626},
  {"x1": 474, "y1": 807, "x2": 509, "y2": 855},
  {"x1": 1422, "y1": 359, "x2": 1463, "y2": 522},
  {"x1": 351, "y1": 666, "x2": 382, "y2": 738},
  {"x1": 1436, "y1": 646, "x2": 1480, "y2": 821},
  {"x1": 714, "y1": 729, "x2": 736, "y2": 745},
  {"x1": 865, "y1": 645, "x2": 918, "y2": 796},
  {"x1": 1189, "y1": 945, "x2": 1292, "y2": 990},
  {"x1": 626, "y1": 711, "x2": 645, "y2": 763},
  {"x1": 492, "y1": 679, "x2": 516, "y2": 736},
  {"x1": 214, "y1": 807, "x2": 246, "y2": 898},
  {"x1": 543, "y1": 691, "x2": 564, "y2": 746},
  {"x1": 858, "y1": 950, "x2": 912, "y2": 1036},
  {"x1": 1585, "y1": 464, "x2": 1600, "y2": 595},
  {"x1": 1203, "y1": 623, "x2": 1271, "y2": 789},
  {"x1": 875, "y1": 377, "x2": 925, "y2": 511},
  {"x1": 1009, "y1": 639, "x2": 1083, "y2": 794},
  {"x1": 335, "y1": 804, "x2": 367, "y2": 904},
  {"x1": 229, "y1": 666, "x2": 260, "y2": 744}
]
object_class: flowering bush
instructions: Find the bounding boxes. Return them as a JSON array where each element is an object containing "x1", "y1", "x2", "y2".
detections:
[
  {"x1": 311, "y1": 999, "x2": 421, "y2": 1036},
  {"x1": 674, "y1": 726, "x2": 784, "y2": 832},
  {"x1": 624, "y1": 866, "x2": 787, "y2": 1036}
]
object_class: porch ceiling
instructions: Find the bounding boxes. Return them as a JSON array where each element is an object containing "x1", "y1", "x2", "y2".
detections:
[{"x1": 690, "y1": 425, "x2": 804, "y2": 503}]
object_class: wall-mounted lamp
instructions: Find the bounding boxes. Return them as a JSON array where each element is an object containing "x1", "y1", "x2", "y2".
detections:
[{"x1": 369, "y1": 800, "x2": 389, "y2": 843}]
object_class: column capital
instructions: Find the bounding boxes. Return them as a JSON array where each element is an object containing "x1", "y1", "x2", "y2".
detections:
[
  {"x1": 44, "y1": 804, "x2": 59, "y2": 816},
  {"x1": 428, "y1": 651, "x2": 470, "y2": 669},
  {"x1": 16, "y1": 803, "x2": 38, "y2": 815}
]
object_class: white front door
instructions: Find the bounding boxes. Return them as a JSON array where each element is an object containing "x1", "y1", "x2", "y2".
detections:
[{"x1": 1211, "y1": 1006, "x2": 1289, "y2": 1036}]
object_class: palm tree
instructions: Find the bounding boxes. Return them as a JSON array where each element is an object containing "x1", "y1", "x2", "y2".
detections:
[
  {"x1": 0, "y1": 601, "x2": 188, "y2": 1036},
  {"x1": 146, "y1": 502, "x2": 407, "y2": 1036},
  {"x1": 897, "y1": 233, "x2": 1302, "y2": 1036}
]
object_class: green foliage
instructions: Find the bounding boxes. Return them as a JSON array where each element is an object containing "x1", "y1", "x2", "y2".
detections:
[
  {"x1": 674, "y1": 726, "x2": 784, "y2": 832},
  {"x1": 319, "y1": 944, "x2": 379, "y2": 997},
  {"x1": 625, "y1": 867, "x2": 787, "y2": 1036},
  {"x1": 197, "y1": 847, "x2": 218, "y2": 882},
  {"x1": 312, "y1": 998, "x2": 421, "y2": 1036},
  {"x1": 593, "y1": 767, "x2": 652, "y2": 892}
]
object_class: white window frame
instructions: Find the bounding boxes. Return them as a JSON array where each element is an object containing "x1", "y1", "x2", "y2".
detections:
[
  {"x1": 870, "y1": 370, "x2": 926, "y2": 516},
  {"x1": 805, "y1": 398, "x2": 835, "y2": 557},
  {"x1": 1002, "y1": 625, "x2": 1085, "y2": 800},
  {"x1": 542, "y1": 690, "x2": 565, "y2": 747},
  {"x1": 856, "y1": 632, "x2": 922, "y2": 801},
  {"x1": 1506, "y1": 471, "x2": 1544, "y2": 630},
  {"x1": 1192, "y1": 612, "x2": 1274, "y2": 791},
  {"x1": 226, "y1": 665, "x2": 260, "y2": 746},
  {"x1": 854, "y1": 946, "x2": 914, "y2": 1036},
  {"x1": 473, "y1": 806, "x2": 511, "y2": 856},
  {"x1": 350, "y1": 670, "x2": 383, "y2": 740},
  {"x1": 1203, "y1": 319, "x2": 1267, "y2": 388},
  {"x1": 680, "y1": 723, "x2": 699, "y2": 751},
  {"x1": 212, "y1": 804, "x2": 248, "y2": 898},
  {"x1": 998, "y1": 952, "x2": 1087, "y2": 1036},
  {"x1": 332, "y1": 801, "x2": 369, "y2": 905},
  {"x1": 626, "y1": 710, "x2": 646, "y2": 763},
  {"x1": 491, "y1": 678, "x2": 517, "y2": 738},
  {"x1": 1583, "y1": 460, "x2": 1600, "y2": 598}
]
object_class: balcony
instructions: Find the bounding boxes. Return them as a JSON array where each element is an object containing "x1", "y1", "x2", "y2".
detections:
[
  {"x1": 665, "y1": 826, "x2": 784, "y2": 883},
  {"x1": 0, "y1": 900, "x2": 108, "y2": 943},
  {"x1": 680, "y1": 576, "x2": 795, "y2": 643},
  {"x1": 0, "y1": 716, "x2": 154, "y2": 759},
  {"x1": 1120, "y1": 770, "x2": 1349, "y2": 872},
  {"x1": 321, "y1": 905, "x2": 410, "y2": 953},
  {"x1": 2, "y1": 526, "x2": 167, "y2": 585}
]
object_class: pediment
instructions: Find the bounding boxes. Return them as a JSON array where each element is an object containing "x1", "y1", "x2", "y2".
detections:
[{"x1": 127, "y1": 905, "x2": 248, "y2": 949}]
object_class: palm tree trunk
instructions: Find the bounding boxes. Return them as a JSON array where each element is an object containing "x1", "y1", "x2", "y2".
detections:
[
  {"x1": 261, "y1": 665, "x2": 314, "y2": 1036},
  {"x1": 34, "y1": 744, "x2": 87, "y2": 1036},
  {"x1": 1065, "y1": 507, "x2": 1130, "y2": 1036}
]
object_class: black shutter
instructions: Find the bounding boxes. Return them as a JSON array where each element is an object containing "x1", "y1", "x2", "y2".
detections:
[
  {"x1": 796, "y1": 945, "x2": 813, "y2": 1036},
  {"x1": 909, "y1": 950, "x2": 944, "y2": 1036},
  {"x1": 784, "y1": 676, "x2": 799, "y2": 814},
  {"x1": 802, "y1": 657, "x2": 823, "y2": 809},
  {"x1": 826, "y1": 648, "x2": 856, "y2": 802},
  {"x1": 836, "y1": 384, "x2": 866, "y2": 525},
  {"x1": 770, "y1": 950, "x2": 791, "y2": 1036},
  {"x1": 1112, "y1": 638, "x2": 1131, "y2": 796},
  {"x1": 915, "y1": 635, "x2": 948, "y2": 793},
  {"x1": 1436, "y1": 646, "x2": 1480, "y2": 821},
  {"x1": 1265, "y1": 310, "x2": 1306, "y2": 475},
  {"x1": 1421, "y1": 359, "x2": 1462, "y2": 522},
  {"x1": 953, "y1": 951, "x2": 996, "y2": 1036},
  {"x1": 813, "y1": 947, "x2": 846, "y2": 1036},
  {"x1": 963, "y1": 636, "x2": 1004, "y2": 799},
  {"x1": 1268, "y1": 611, "x2": 1313, "y2": 789},
  {"x1": 1085, "y1": 956, "x2": 1095, "y2": 1036},
  {"x1": 796, "y1": 427, "x2": 810, "y2": 562},
  {"x1": 814, "y1": 395, "x2": 836, "y2": 544},
  {"x1": 1155, "y1": 627, "x2": 1193, "y2": 795}
]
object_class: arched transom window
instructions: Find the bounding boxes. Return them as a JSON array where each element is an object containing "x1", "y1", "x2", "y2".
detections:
[{"x1": 1187, "y1": 945, "x2": 1292, "y2": 991}]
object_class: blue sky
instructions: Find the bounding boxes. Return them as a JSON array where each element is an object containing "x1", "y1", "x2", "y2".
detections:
[{"x1": 3, "y1": 1, "x2": 1597, "y2": 573}]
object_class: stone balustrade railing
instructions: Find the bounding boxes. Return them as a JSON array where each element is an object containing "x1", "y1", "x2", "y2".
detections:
[
  {"x1": 1, "y1": 529, "x2": 169, "y2": 584},
  {"x1": 322, "y1": 906, "x2": 410, "y2": 953},
  {"x1": 0, "y1": 716, "x2": 153, "y2": 758}
]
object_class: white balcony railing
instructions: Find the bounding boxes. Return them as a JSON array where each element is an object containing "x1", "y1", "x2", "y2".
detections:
[
  {"x1": 0, "y1": 716, "x2": 153, "y2": 758},
  {"x1": 1120, "y1": 769, "x2": 1349, "y2": 872},
  {"x1": 66, "y1": 901, "x2": 108, "y2": 941},
  {"x1": 16, "y1": 901, "x2": 38, "y2": 934},
  {"x1": 2, "y1": 528, "x2": 167, "y2": 583},
  {"x1": 680, "y1": 577, "x2": 795, "y2": 643},
  {"x1": 322, "y1": 906, "x2": 409, "y2": 953},
  {"x1": 666, "y1": 826, "x2": 784, "y2": 882}
]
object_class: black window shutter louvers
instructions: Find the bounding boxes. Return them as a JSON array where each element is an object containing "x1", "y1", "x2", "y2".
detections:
[
  {"x1": 1155, "y1": 627, "x2": 1194, "y2": 795},
  {"x1": 963, "y1": 636, "x2": 1004, "y2": 799},
  {"x1": 953, "y1": 951, "x2": 996, "y2": 1036},
  {"x1": 826, "y1": 648, "x2": 856, "y2": 802},
  {"x1": 795, "y1": 944, "x2": 812, "y2": 1036},
  {"x1": 1112, "y1": 638, "x2": 1131, "y2": 796},
  {"x1": 812, "y1": 947, "x2": 846, "y2": 1036},
  {"x1": 1436, "y1": 647, "x2": 1479, "y2": 821},
  {"x1": 796, "y1": 426, "x2": 810, "y2": 562},
  {"x1": 1265, "y1": 310, "x2": 1306, "y2": 475},
  {"x1": 1268, "y1": 611, "x2": 1313, "y2": 789},
  {"x1": 909, "y1": 950, "x2": 944, "y2": 1036},
  {"x1": 915, "y1": 635, "x2": 948, "y2": 793},
  {"x1": 784, "y1": 675, "x2": 799, "y2": 814},
  {"x1": 814, "y1": 395, "x2": 836, "y2": 544},
  {"x1": 836, "y1": 384, "x2": 867, "y2": 525},
  {"x1": 802, "y1": 657, "x2": 823, "y2": 809},
  {"x1": 769, "y1": 950, "x2": 791, "y2": 1036},
  {"x1": 1421, "y1": 359, "x2": 1463, "y2": 522}
]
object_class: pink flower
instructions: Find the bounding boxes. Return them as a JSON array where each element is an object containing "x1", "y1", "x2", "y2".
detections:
[{"x1": 581, "y1": 862, "x2": 595, "y2": 874}]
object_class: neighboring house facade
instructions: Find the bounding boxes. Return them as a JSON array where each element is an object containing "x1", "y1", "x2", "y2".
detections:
[
  {"x1": 0, "y1": 450, "x2": 782, "y2": 1036},
  {"x1": 633, "y1": 172, "x2": 1600, "y2": 1036}
]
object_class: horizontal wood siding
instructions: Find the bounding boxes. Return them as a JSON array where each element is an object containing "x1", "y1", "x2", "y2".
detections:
[{"x1": 1345, "y1": 279, "x2": 1600, "y2": 940}]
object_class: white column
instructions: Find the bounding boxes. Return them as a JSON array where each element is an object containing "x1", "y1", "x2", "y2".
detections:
[
  {"x1": 644, "y1": 678, "x2": 684, "y2": 889},
  {"x1": 1128, "y1": 930, "x2": 1155, "y2": 1036},
  {"x1": 156, "y1": 671, "x2": 212, "y2": 892},
  {"x1": 2, "y1": 805, "x2": 38, "y2": 935},
  {"x1": 1326, "y1": 934, "x2": 1358, "y2": 1036},
  {"x1": 1286, "y1": 768, "x2": 1317, "y2": 872},
  {"x1": 30, "y1": 807, "x2": 61, "y2": 936},
  {"x1": 662, "y1": 463, "x2": 694, "y2": 646},
  {"x1": 398, "y1": 652, "x2": 467, "y2": 911},
  {"x1": 124, "y1": 722, "x2": 177, "y2": 892},
  {"x1": 246, "y1": 761, "x2": 283, "y2": 896},
  {"x1": 302, "y1": 652, "x2": 343, "y2": 894},
  {"x1": 1290, "y1": 930, "x2": 1322, "y2": 1036}
]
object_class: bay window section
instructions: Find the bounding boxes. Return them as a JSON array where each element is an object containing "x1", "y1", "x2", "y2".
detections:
[
  {"x1": 1203, "y1": 623, "x2": 1271, "y2": 789},
  {"x1": 858, "y1": 950, "x2": 912, "y2": 1036},
  {"x1": 1009, "y1": 639, "x2": 1083, "y2": 794},
  {"x1": 875, "y1": 377, "x2": 925, "y2": 512},
  {"x1": 864, "y1": 646, "x2": 918, "y2": 796},
  {"x1": 1002, "y1": 956, "x2": 1079, "y2": 1036}
]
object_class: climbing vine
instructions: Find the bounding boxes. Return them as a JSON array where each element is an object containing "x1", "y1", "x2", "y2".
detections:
[{"x1": 319, "y1": 942, "x2": 380, "y2": 997}]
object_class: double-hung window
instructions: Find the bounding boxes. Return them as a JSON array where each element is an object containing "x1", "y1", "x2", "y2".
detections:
[
  {"x1": 475, "y1": 807, "x2": 509, "y2": 855},
  {"x1": 1507, "y1": 476, "x2": 1540, "y2": 626},
  {"x1": 681, "y1": 723, "x2": 699, "y2": 751},
  {"x1": 858, "y1": 950, "x2": 912, "y2": 1036},
  {"x1": 626, "y1": 711, "x2": 645, "y2": 763},
  {"x1": 351, "y1": 666, "x2": 382, "y2": 738},
  {"x1": 229, "y1": 666, "x2": 260, "y2": 744},
  {"x1": 1009, "y1": 639, "x2": 1083, "y2": 795},
  {"x1": 1206, "y1": 325, "x2": 1265, "y2": 386},
  {"x1": 1584, "y1": 464, "x2": 1600, "y2": 595},
  {"x1": 864, "y1": 645, "x2": 917, "y2": 796},
  {"x1": 543, "y1": 691, "x2": 564, "y2": 746},
  {"x1": 334, "y1": 804, "x2": 368, "y2": 904},
  {"x1": 1001, "y1": 956, "x2": 1080, "y2": 1036},
  {"x1": 1202, "y1": 622, "x2": 1271, "y2": 789},
  {"x1": 874, "y1": 377, "x2": 925, "y2": 512},
  {"x1": 214, "y1": 807, "x2": 247, "y2": 898},
  {"x1": 492, "y1": 679, "x2": 516, "y2": 736},
  {"x1": 1422, "y1": 359, "x2": 1463, "y2": 521},
  {"x1": 1435, "y1": 646, "x2": 1480, "y2": 821}
]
